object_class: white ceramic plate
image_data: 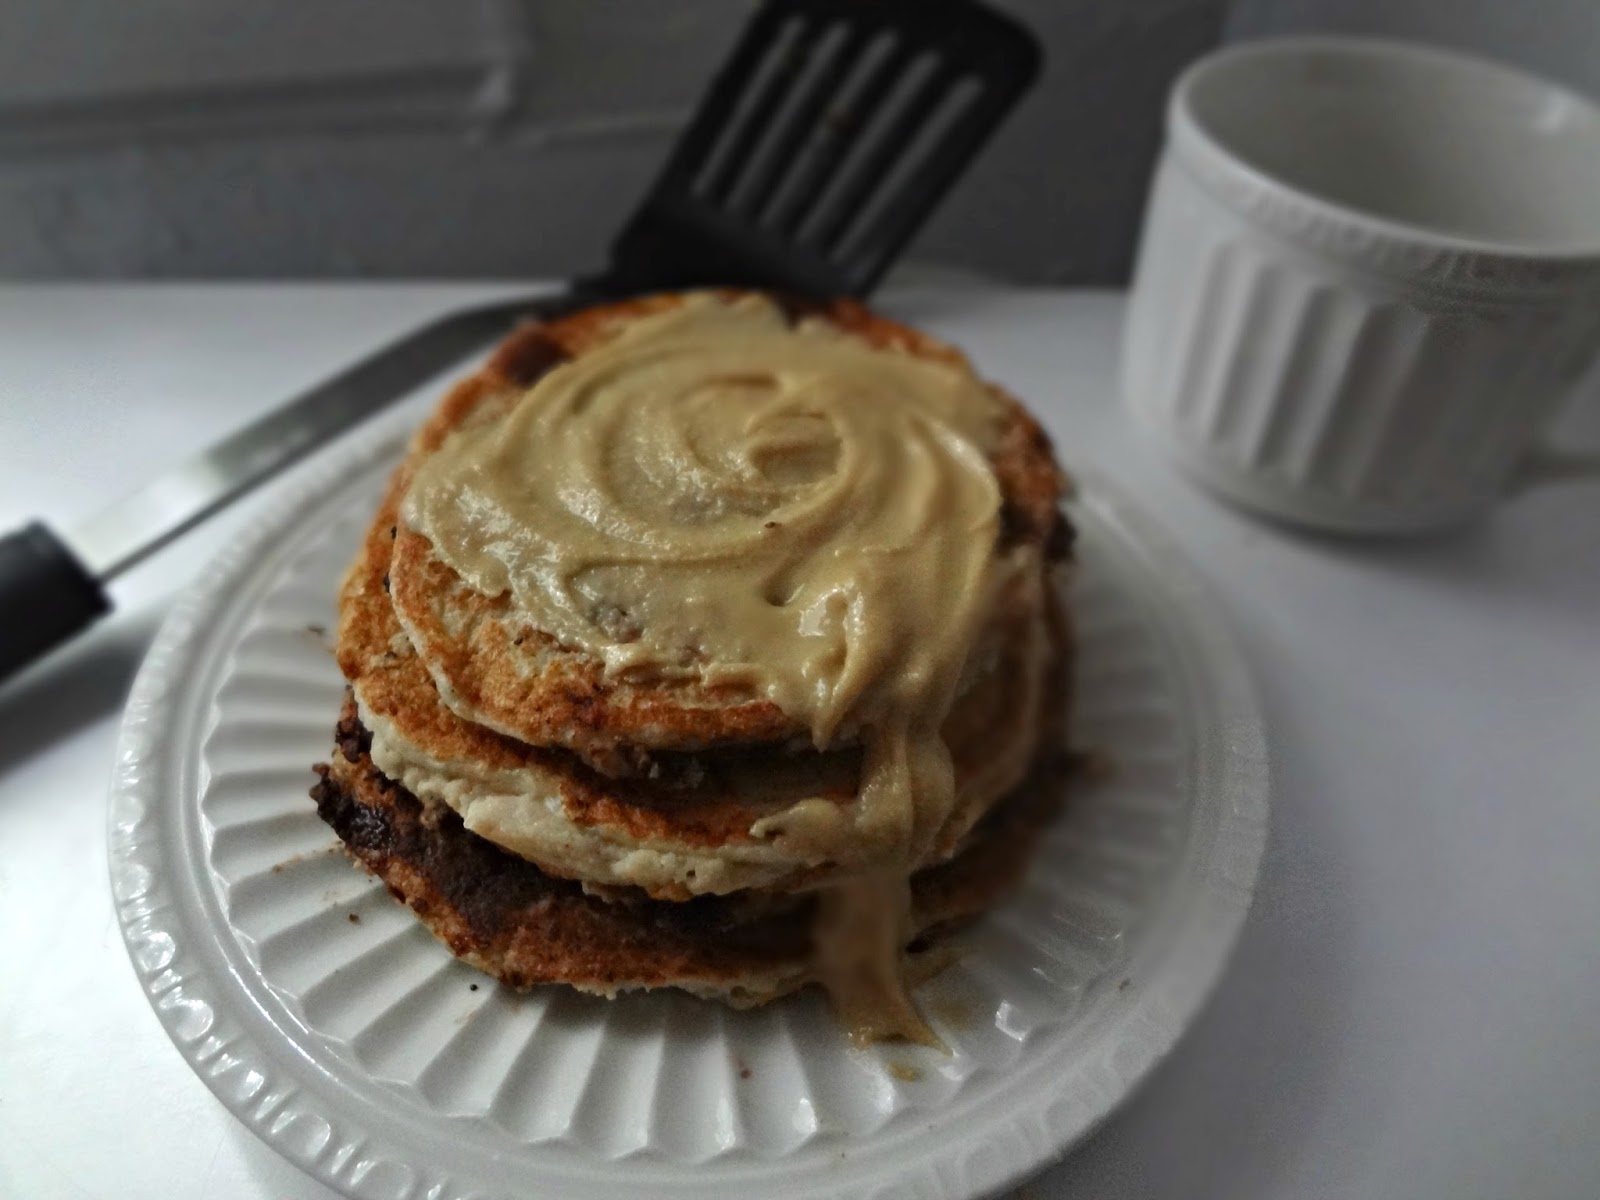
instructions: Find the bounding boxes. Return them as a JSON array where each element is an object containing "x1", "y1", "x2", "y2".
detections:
[{"x1": 109, "y1": 435, "x2": 1267, "y2": 1200}]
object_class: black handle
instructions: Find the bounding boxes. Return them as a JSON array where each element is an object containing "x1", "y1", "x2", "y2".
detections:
[{"x1": 0, "y1": 522, "x2": 110, "y2": 681}]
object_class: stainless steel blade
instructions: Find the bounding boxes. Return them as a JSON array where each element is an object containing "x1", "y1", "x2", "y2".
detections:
[{"x1": 65, "y1": 293, "x2": 566, "y2": 581}]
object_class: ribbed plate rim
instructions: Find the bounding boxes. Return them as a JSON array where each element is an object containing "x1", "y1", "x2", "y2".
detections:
[{"x1": 108, "y1": 432, "x2": 1269, "y2": 1200}]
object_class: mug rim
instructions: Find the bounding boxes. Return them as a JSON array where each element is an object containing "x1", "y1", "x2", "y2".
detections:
[{"x1": 1168, "y1": 35, "x2": 1600, "y2": 272}]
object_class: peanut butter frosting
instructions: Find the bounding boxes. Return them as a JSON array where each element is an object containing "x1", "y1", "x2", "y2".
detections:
[{"x1": 399, "y1": 293, "x2": 1036, "y2": 1042}]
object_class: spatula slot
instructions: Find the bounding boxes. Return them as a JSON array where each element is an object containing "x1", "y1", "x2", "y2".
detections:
[
  {"x1": 798, "y1": 50, "x2": 948, "y2": 251},
  {"x1": 830, "y1": 73, "x2": 988, "y2": 280},
  {"x1": 763, "y1": 30, "x2": 904, "y2": 236},
  {"x1": 733, "y1": 24, "x2": 859, "y2": 216},
  {"x1": 695, "y1": 17, "x2": 809, "y2": 203},
  {"x1": 612, "y1": 0, "x2": 1041, "y2": 298}
]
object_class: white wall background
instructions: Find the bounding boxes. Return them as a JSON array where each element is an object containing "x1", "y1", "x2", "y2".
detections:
[
  {"x1": 1229, "y1": 0, "x2": 1600, "y2": 96},
  {"x1": 0, "y1": 0, "x2": 1224, "y2": 282},
  {"x1": 0, "y1": 0, "x2": 1592, "y2": 282}
]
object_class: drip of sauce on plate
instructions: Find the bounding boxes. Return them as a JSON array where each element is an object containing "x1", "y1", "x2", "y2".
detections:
[{"x1": 404, "y1": 294, "x2": 1010, "y2": 1043}]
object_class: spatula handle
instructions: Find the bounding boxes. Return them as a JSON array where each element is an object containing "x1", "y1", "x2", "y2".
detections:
[{"x1": 0, "y1": 522, "x2": 110, "y2": 682}]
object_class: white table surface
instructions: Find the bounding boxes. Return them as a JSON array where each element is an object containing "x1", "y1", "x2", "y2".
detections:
[{"x1": 2, "y1": 284, "x2": 1597, "y2": 1200}]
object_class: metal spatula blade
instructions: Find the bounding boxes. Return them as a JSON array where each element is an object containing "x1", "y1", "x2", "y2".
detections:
[
  {"x1": 0, "y1": 0, "x2": 1042, "y2": 683},
  {"x1": 611, "y1": 0, "x2": 1042, "y2": 297}
]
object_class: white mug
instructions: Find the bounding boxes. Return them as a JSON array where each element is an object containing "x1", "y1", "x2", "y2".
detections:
[{"x1": 1123, "y1": 37, "x2": 1600, "y2": 534}]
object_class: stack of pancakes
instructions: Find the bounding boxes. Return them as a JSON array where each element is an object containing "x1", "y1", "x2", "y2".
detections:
[{"x1": 312, "y1": 291, "x2": 1074, "y2": 1038}]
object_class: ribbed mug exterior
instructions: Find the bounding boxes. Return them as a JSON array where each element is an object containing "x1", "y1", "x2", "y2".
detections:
[{"x1": 1123, "y1": 43, "x2": 1600, "y2": 534}]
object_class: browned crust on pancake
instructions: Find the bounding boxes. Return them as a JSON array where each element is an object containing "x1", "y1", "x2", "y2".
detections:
[
  {"x1": 311, "y1": 699, "x2": 1071, "y2": 1001},
  {"x1": 549, "y1": 742, "x2": 858, "y2": 846},
  {"x1": 338, "y1": 463, "x2": 867, "y2": 881},
  {"x1": 380, "y1": 292, "x2": 1072, "y2": 767},
  {"x1": 314, "y1": 708, "x2": 811, "y2": 996},
  {"x1": 345, "y1": 478, "x2": 1064, "y2": 897}
]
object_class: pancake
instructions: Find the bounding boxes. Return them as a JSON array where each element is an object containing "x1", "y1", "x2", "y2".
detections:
[
  {"x1": 341, "y1": 443, "x2": 1062, "y2": 899},
  {"x1": 316, "y1": 288, "x2": 1078, "y2": 1038},
  {"x1": 383, "y1": 292, "x2": 1071, "y2": 773},
  {"x1": 312, "y1": 696, "x2": 1071, "y2": 1005}
]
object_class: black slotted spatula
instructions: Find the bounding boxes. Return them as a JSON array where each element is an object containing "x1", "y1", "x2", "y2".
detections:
[
  {"x1": 0, "y1": 0, "x2": 1042, "y2": 682},
  {"x1": 610, "y1": 0, "x2": 1042, "y2": 297}
]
